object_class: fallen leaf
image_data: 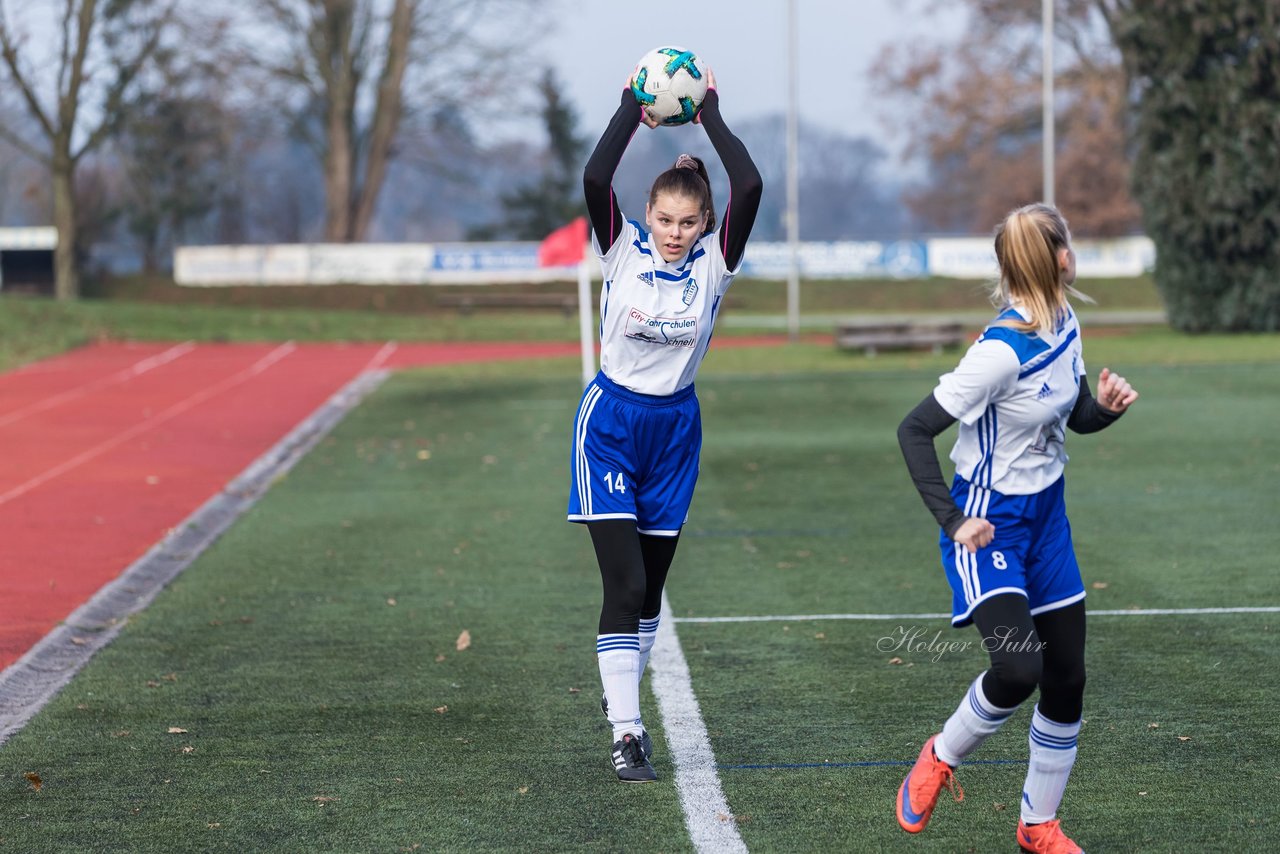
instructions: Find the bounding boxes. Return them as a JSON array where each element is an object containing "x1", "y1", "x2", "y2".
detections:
[
  {"x1": 182, "y1": 745, "x2": 196, "y2": 754},
  {"x1": 517, "y1": 786, "x2": 529, "y2": 795},
  {"x1": 417, "y1": 450, "x2": 431, "y2": 460},
  {"x1": 1177, "y1": 736, "x2": 1192, "y2": 742},
  {"x1": 1147, "y1": 723, "x2": 1159, "y2": 730},
  {"x1": 1091, "y1": 581, "x2": 1109, "y2": 590},
  {"x1": 168, "y1": 727, "x2": 188, "y2": 734},
  {"x1": 433, "y1": 705, "x2": 448, "y2": 714},
  {"x1": 113, "y1": 731, "x2": 131, "y2": 738},
  {"x1": 568, "y1": 687, "x2": 581, "y2": 694},
  {"x1": 312, "y1": 796, "x2": 339, "y2": 804},
  {"x1": 888, "y1": 657, "x2": 904, "y2": 665},
  {"x1": 146, "y1": 680, "x2": 161, "y2": 688},
  {"x1": 993, "y1": 802, "x2": 1006, "y2": 811},
  {"x1": 456, "y1": 630, "x2": 471, "y2": 651},
  {"x1": 70, "y1": 637, "x2": 88, "y2": 646},
  {"x1": 1138, "y1": 791, "x2": 1147, "y2": 796},
  {"x1": 163, "y1": 673, "x2": 178, "y2": 682},
  {"x1": 434, "y1": 654, "x2": 446, "y2": 663},
  {"x1": 207, "y1": 823, "x2": 221, "y2": 829},
  {"x1": 814, "y1": 632, "x2": 826, "y2": 640},
  {"x1": 387, "y1": 598, "x2": 397, "y2": 606},
  {"x1": 23, "y1": 772, "x2": 42, "y2": 792}
]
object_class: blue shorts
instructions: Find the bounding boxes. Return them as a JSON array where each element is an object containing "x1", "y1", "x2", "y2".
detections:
[
  {"x1": 939, "y1": 474, "x2": 1085, "y2": 627},
  {"x1": 567, "y1": 371, "x2": 701, "y2": 536}
]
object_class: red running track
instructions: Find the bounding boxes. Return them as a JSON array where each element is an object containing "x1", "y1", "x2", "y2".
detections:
[
  {"x1": 0, "y1": 339, "x2": 589, "y2": 671},
  {"x1": 0, "y1": 336, "x2": 793, "y2": 672}
]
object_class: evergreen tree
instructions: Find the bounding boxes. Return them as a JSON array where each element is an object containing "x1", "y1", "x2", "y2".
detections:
[
  {"x1": 478, "y1": 69, "x2": 588, "y2": 240},
  {"x1": 1110, "y1": 1, "x2": 1280, "y2": 331}
]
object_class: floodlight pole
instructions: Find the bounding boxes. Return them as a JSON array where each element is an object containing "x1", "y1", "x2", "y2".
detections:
[
  {"x1": 785, "y1": 0, "x2": 801, "y2": 341},
  {"x1": 1042, "y1": 0, "x2": 1055, "y2": 206}
]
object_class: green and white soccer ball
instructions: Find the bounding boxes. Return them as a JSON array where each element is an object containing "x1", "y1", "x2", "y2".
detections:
[{"x1": 630, "y1": 46, "x2": 708, "y2": 126}]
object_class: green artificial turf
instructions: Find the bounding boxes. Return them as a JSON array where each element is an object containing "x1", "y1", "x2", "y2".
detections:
[{"x1": 1, "y1": 339, "x2": 1277, "y2": 851}]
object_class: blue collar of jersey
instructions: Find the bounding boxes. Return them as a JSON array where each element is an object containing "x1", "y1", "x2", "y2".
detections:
[{"x1": 630, "y1": 219, "x2": 707, "y2": 277}]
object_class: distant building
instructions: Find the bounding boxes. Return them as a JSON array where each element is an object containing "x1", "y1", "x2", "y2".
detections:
[{"x1": 0, "y1": 227, "x2": 57, "y2": 295}]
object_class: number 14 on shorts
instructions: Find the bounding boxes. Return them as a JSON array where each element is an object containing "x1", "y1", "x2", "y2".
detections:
[{"x1": 603, "y1": 472, "x2": 627, "y2": 493}]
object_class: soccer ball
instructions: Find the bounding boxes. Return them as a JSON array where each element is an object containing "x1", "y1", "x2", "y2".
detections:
[{"x1": 630, "y1": 46, "x2": 708, "y2": 126}]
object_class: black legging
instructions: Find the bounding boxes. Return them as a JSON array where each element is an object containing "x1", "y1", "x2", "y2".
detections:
[
  {"x1": 588, "y1": 519, "x2": 680, "y2": 634},
  {"x1": 971, "y1": 593, "x2": 1087, "y2": 724}
]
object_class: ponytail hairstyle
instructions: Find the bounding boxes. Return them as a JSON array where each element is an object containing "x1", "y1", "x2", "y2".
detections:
[
  {"x1": 649, "y1": 154, "x2": 716, "y2": 235},
  {"x1": 991, "y1": 203, "x2": 1093, "y2": 337}
]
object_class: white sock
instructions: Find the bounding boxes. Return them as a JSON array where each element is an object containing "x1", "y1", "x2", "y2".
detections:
[
  {"x1": 597, "y1": 635, "x2": 642, "y2": 742},
  {"x1": 934, "y1": 672, "x2": 1019, "y2": 766},
  {"x1": 637, "y1": 616, "x2": 660, "y2": 677},
  {"x1": 1021, "y1": 706, "x2": 1080, "y2": 824}
]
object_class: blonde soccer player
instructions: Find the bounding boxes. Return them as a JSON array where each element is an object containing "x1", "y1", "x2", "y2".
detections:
[{"x1": 894, "y1": 204, "x2": 1139, "y2": 852}]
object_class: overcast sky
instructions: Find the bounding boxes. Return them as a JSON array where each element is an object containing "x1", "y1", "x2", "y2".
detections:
[{"x1": 547, "y1": 0, "x2": 968, "y2": 153}]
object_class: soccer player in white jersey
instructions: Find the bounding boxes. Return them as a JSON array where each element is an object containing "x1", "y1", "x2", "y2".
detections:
[
  {"x1": 893, "y1": 204, "x2": 1138, "y2": 853},
  {"x1": 568, "y1": 67, "x2": 762, "y2": 782}
]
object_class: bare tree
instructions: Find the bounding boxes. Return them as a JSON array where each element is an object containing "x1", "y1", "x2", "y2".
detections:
[
  {"x1": 244, "y1": 0, "x2": 542, "y2": 242},
  {"x1": 872, "y1": 0, "x2": 1142, "y2": 237},
  {"x1": 117, "y1": 12, "x2": 237, "y2": 270},
  {"x1": 0, "y1": 0, "x2": 171, "y2": 299}
]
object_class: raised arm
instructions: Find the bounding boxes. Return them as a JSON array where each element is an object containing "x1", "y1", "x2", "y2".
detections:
[
  {"x1": 697, "y1": 89, "x2": 763, "y2": 270},
  {"x1": 583, "y1": 89, "x2": 641, "y2": 254}
]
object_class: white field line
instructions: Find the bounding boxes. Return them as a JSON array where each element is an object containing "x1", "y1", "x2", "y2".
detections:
[
  {"x1": 0, "y1": 342, "x2": 296, "y2": 507},
  {"x1": 674, "y1": 606, "x2": 1280, "y2": 624},
  {"x1": 650, "y1": 590, "x2": 748, "y2": 854},
  {"x1": 0, "y1": 368, "x2": 391, "y2": 746},
  {"x1": 0, "y1": 341, "x2": 196, "y2": 429}
]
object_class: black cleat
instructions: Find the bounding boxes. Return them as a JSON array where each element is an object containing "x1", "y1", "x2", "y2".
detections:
[
  {"x1": 602, "y1": 694, "x2": 652, "y2": 759},
  {"x1": 612, "y1": 732, "x2": 657, "y2": 783}
]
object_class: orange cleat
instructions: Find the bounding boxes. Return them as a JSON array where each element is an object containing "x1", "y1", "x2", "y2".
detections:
[
  {"x1": 1017, "y1": 818, "x2": 1084, "y2": 853},
  {"x1": 896, "y1": 734, "x2": 963, "y2": 833}
]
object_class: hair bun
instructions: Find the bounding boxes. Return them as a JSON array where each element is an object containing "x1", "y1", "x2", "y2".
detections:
[{"x1": 674, "y1": 153, "x2": 699, "y2": 171}]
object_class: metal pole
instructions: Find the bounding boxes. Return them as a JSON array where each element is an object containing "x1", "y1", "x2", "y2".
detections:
[
  {"x1": 577, "y1": 259, "x2": 595, "y2": 388},
  {"x1": 785, "y1": 0, "x2": 801, "y2": 341},
  {"x1": 1042, "y1": 0, "x2": 1054, "y2": 206}
]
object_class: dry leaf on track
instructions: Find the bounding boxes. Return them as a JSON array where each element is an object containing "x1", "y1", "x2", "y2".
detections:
[
  {"x1": 23, "y1": 772, "x2": 42, "y2": 792},
  {"x1": 456, "y1": 630, "x2": 471, "y2": 651}
]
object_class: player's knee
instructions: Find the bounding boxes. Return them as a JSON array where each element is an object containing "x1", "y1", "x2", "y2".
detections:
[
  {"x1": 988, "y1": 652, "x2": 1042, "y2": 703},
  {"x1": 1044, "y1": 660, "x2": 1086, "y2": 701}
]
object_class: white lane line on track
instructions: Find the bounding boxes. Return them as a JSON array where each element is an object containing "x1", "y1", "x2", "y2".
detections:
[
  {"x1": 650, "y1": 590, "x2": 748, "y2": 854},
  {"x1": 0, "y1": 342, "x2": 296, "y2": 507},
  {"x1": 0, "y1": 341, "x2": 196, "y2": 429}
]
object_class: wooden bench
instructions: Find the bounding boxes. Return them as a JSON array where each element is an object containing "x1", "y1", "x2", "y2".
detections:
[
  {"x1": 435, "y1": 292, "x2": 579, "y2": 316},
  {"x1": 835, "y1": 319, "x2": 967, "y2": 356}
]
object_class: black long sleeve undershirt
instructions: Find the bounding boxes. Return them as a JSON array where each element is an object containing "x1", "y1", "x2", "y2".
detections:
[
  {"x1": 582, "y1": 90, "x2": 639, "y2": 255},
  {"x1": 581, "y1": 89, "x2": 763, "y2": 268},
  {"x1": 697, "y1": 90, "x2": 763, "y2": 270},
  {"x1": 897, "y1": 376, "x2": 1123, "y2": 537}
]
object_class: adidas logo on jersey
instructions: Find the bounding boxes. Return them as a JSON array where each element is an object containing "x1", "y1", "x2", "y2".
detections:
[
  {"x1": 1037, "y1": 382, "x2": 1053, "y2": 400},
  {"x1": 636, "y1": 271, "x2": 655, "y2": 286}
]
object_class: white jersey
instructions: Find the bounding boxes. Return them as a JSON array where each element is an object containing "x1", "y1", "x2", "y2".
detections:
[
  {"x1": 594, "y1": 219, "x2": 738, "y2": 396},
  {"x1": 933, "y1": 305, "x2": 1086, "y2": 496}
]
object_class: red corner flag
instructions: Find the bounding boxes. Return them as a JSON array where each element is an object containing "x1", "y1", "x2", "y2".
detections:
[{"x1": 537, "y1": 217, "x2": 588, "y2": 267}]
